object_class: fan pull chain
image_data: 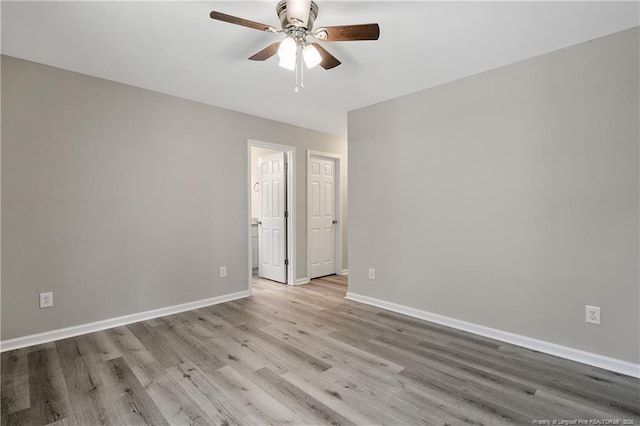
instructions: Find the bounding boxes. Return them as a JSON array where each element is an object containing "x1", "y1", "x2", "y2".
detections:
[
  {"x1": 294, "y1": 47, "x2": 304, "y2": 93},
  {"x1": 295, "y1": 48, "x2": 300, "y2": 93},
  {"x1": 300, "y1": 52, "x2": 305, "y2": 89}
]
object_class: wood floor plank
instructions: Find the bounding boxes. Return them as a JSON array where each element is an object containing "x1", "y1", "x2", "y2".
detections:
[
  {"x1": 131, "y1": 360, "x2": 216, "y2": 426},
  {"x1": 208, "y1": 302, "x2": 271, "y2": 329},
  {"x1": 256, "y1": 288, "x2": 327, "y2": 313},
  {"x1": 4, "y1": 408, "x2": 31, "y2": 426},
  {"x1": 322, "y1": 364, "x2": 502, "y2": 426},
  {"x1": 321, "y1": 365, "x2": 447, "y2": 425},
  {"x1": 373, "y1": 331, "x2": 538, "y2": 396},
  {"x1": 261, "y1": 322, "x2": 405, "y2": 374},
  {"x1": 183, "y1": 308, "x2": 235, "y2": 334},
  {"x1": 208, "y1": 332, "x2": 289, "y2": 376},
  {"x1": 218, "y1": 325, "x2": 321, "y2": 376},
  {"x1": 55, "y1": 338, "x2": 109, "y2": 426},
  {"x1": 365, "y1": 333, "x2": 606, "y2": 421},
  {"x1": 1, "y1": 275, "x2": 638, "y2": 425},
  {"x1": 249, "y1": 291, "x2": 339, "y2": 334},
  {"x1": 127, "y1": 322, "x2": 184, "y2": 368},
  {"x1": 27, "y1": 348, "x2": 71, "y2": 425},
  {"x1": 415, "y1": 337, "x2": 640, "y2": 417},
  {"x1": 1, "y1": 348, "x2": 30, "y2": 417},
  {"x1": 400, "y1": 366, "x2": 532, "y2": 423},
  {"x1": 499, "y1": 341, "x2": 640, "y2": 394},
  {"x1": 533, "y1": 388, "x2": 632, "y2": 421},
  {"x1": 96, "y1": 357, "x2": 169, "y2": 426},
  {"x1": 171, "y1": 323, "x2": 279, "y2": 377},
  {"x1": 225, "y1": 324, "x2": 333, "y2": 374},
  {"x1": 448, "y1": 338, "x2": 640, "y2": 412},
  {"x1": 328, "y1": 329, "x2": 525, "y2": 425},
  {"x1": 151, "y1": 322, "x2": 226, "y2": 372},
  {"x1": 165, "y1": 361, "x2": 244, "y2": 425},
  {"x1": 280, "y1": 369, "x2": 381, "y2": 425},
  {"x1": 103, "y1": 326, "x2": 157, "y2": 370},
  {"x1": 75, "y1": 331, "x2": 122, "y2": 365},
  {"x1": 376, "y1": 310, "x2": 502, "y2": 349},
  {"x1": 23, "y1": 342, "x2": 57, "y2": 354},
  {"x1": 399, "y1": 334, "x2": 632, "y2": 421},
  {"x1": 249, "y1": 367, "x2": 356, "y2": 426},
  {"x1": 318, "y1": 309, "x2": 400, "y2": 340},
  {"x1": 145, "y1": 318, "x2": 164, "y2": 327},
  {"x1": 227, "y1": 298, "x2": 311, "y2": 331},
  {"x1": 210, "y1": 364, "x2": 300, "y2": 424}
]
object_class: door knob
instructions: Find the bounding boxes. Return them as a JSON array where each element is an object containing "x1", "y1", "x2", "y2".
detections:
[
  {"x1": 332, "y1": 219, "x2": 338, "y2": 224},
  {"x1": 257, "y1": 220, "x2": 262, "y2": 225}
]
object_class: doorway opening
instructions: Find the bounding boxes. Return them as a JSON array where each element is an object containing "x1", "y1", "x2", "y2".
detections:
[
  {"x1": 248, "y1": 140, "x2": 296, "y2": 292},
  {"x1": 307, "y1": 150, "x2": 343, "y2": 279}
]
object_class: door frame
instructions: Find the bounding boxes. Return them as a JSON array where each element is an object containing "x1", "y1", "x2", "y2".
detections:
[
  {"x1": 247, "y1": 139, "x2": 296, "y2": 292},
  {"x1": 307, "y1": 150, "x2": 343, "y2": 279}
]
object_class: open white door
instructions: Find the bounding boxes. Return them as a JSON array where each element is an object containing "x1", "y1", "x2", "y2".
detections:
[
  {"x1": 258, "y1": 151, "x2": 287, "y2": 283},
  {"x1": 309, "y1": 155, "x2": 336, "y2": 278}
]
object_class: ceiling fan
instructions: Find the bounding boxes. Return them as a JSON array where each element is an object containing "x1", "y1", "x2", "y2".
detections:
[{"x1": 210, "y1": 0, "x2": 379, "y2": 88}]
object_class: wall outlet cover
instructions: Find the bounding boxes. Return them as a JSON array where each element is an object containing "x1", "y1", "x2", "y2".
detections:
[
  {"x1": 220, "y1": 266, "x2": 227, "y2": 278},
  {"x1": 40, "y1": 292, "x2": 53, "y2": 309},
  {"x1": 368, "y1": 268, "x2": 375, "y2": 280},
  {"x1": 585, "y1": 305, "x2": 600, "y2": 325}
]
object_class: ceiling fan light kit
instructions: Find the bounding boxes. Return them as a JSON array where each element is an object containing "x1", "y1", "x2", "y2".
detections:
[
  {"x1": 210, "y1": 0, "x2": 380, "y2": 91},
  {"x1": 302, "y1": 44, "x2": 322, "y2": 69},
  {"x1": 278, "y1": 52, "x2": 297, "y2": 71},
  {"x1": 277, "y1": 36, "x2": 297, "y2": 59}
]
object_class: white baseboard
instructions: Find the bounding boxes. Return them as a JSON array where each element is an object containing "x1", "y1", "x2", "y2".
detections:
[
  {"x1": 0, "y1": 290, "x2": 251, "y2": 353},
  {"x1": 345, "y1": 292, "x2": 640, "y2": 379},
  {"x1": 294, "y1": 278, "x2": 310, "y2": 286},
  {"x1": 341, "y1": 269, "x2": 349, "y2": 276}
]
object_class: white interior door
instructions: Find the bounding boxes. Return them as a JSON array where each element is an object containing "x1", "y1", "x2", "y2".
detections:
[
  {"x1": 258, "y1": 151, "x2": 287, "y2": 283},
  {"x1": 309, "y1": 156, "x2": 336, "y2": 278}
]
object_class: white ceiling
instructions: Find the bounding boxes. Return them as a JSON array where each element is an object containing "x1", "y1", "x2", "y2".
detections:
[{"x1": 2, "y1": 1, "x2": 638, "y2": 136}]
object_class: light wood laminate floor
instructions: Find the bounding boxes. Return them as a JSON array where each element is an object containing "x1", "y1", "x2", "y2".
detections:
[{"x1": 2, "y1": 276, "x2": 639, "y2": 425}]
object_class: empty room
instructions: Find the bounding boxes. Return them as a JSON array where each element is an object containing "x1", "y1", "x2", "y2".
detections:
[{"x1": 1, "y1": 1, "x2": 639, "y2": 425}]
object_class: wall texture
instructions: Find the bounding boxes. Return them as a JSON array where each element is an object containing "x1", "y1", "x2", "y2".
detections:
[
  {"x1": 348, "y1": 28, "x2": 639, "y2": 363},
  {"x1": 1, "y1": 56, "x2": 346, "y2": 340}
]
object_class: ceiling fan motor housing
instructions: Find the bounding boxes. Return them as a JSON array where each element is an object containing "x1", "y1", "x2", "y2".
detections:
[{"x1": 276, "y1": 0, "x2": 319, "y2": 30}]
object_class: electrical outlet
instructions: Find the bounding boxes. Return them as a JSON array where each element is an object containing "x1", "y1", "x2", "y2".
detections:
[
  {"x1": 39, "y1": 292, "x2": 53, "y2": 309},
  {"x1": 220, "y1": 266, "x2": 227, "y2": 278},
  {"x1": 585, "y1": 305, "x2": 600, "y2": 325},
  {"x1": 368, "y1": 268, "x2": 375, "y2": 280}
]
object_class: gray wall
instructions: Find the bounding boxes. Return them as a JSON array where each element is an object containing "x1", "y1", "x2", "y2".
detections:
[
  {"x1": 348, "y1": 28, "x2": 639, "y2": 363},
  {"x1": 1, "y1": 56, "x2": 347, "y2": 340}
]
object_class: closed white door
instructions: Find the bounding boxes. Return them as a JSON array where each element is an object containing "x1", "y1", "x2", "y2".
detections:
[
  {"x1": 309, "y1": 156, "x2": 336, "y2": 278},
  {"x1": 258, "y1": 151, "x2": 287, "y2": 283}
]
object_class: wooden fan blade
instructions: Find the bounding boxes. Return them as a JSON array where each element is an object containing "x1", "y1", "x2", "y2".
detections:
[
  {"x1": 285, "y1": 0, "x2": 311, "y2": 27},
  {"x1": 318, "y1": 23, "x2": 380, "y2": 41},
  {"x1": 249, "y1": 42, "x2": 281, "y2": 61},
  {"x1": 210, "y1": 10, "x2": 274, "y2": 32},
  {"x1": 311, "y1": 43, "x2": 341, "y2": 70}
]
